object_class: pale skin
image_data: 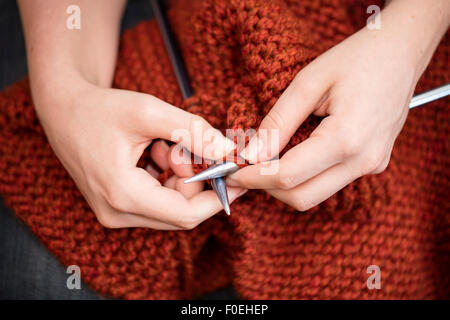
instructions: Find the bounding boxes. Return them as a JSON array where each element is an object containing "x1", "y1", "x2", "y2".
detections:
[
  {"x1": 227, "y1": 0, "x2": 450, "y2": 211},
  {"x1": 18, "y1": 0, "x2": 449, "y2": 229},
  {"x1": 18, "y1": 0, "x2": 243, "y2": 230}
]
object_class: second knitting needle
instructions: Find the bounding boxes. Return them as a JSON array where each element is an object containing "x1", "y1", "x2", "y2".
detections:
[
  {"x1": 151, "y1": 0, "x2": 233, "y2": 215},
  {"x1": 183, "y1": 82, "x2": 450, "y2": 214},
  {"x1": 183, "y1": 162, "x2": 240, "y2": 184},
  {"x1": 210, "y1": 177, "x2": 230, "y2": 215}
]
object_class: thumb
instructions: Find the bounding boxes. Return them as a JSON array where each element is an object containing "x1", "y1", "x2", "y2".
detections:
[
  {"x1": 136, "y1": 93, "x2": 235, "y2": 161},
  {"x1": 241, "y1": 65, "x2": 331, "y2": 163}
]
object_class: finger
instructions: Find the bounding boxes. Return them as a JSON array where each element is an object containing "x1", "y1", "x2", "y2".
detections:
[
  {"x1": 95, "y1": 193, "x2": 181, "y2": 230},
  {"x1": 168, "y1": 145, "x2": 203, "y2": 198},
  {"x1": 240, "y1": 63, "x2": 332, "y2": 163},
  {"x1": 163, "y1": 175, "x2": 177, "y2": 189},
  {"x1": 114, "y1": 168, "x2": 246, "y2": 228},
  {"x1": 227, "y1": 116, "x2": 343, "y2": 190},
  {"x1": 118, "y1": 212, "x2": 182, "y2": 230},
  {"x1": 150, "y1": 140, "x2": 170, "y2": 170},
  {"x1": 266, "y1": 160, "x2": 357, "y2": 212},
  {"x1": 151, "y1": 141, "x2": 199, "y2": 195},
  {"x1": 181, "y1": 186, "x2": 247, "y2": 225},
  {"x1": 101, "y1": 209, "x2": 182, "y2": 230},
  {"x1": 144, "y1": 164, "x2": 160, "y2": 179},
  {"x1": 135, "y1": 94, "x2": 235, "y2": 160}
]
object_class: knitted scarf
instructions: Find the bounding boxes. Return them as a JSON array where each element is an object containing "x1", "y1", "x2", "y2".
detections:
[{"x1": 0, "y1": 0, "x2": 448, "y2": 299}]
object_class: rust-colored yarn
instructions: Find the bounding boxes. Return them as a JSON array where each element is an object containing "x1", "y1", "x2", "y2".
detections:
[{"x1": 0, "y1": 0, "x2": 449, "y2": 299}]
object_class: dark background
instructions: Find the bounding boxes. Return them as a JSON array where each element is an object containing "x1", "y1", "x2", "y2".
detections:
[{"x1": 0, "y1": 0, "x2": 236, "y2": 299}]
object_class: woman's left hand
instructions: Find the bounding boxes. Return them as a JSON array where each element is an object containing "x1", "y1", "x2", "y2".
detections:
[{"x1": 226, "y1": 0, "x2": 450, "y2": 211}]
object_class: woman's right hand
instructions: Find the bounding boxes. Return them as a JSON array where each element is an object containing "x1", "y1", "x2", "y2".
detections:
[{"x1": 35, "y1": 81, "x2": 243, "y2": 230}]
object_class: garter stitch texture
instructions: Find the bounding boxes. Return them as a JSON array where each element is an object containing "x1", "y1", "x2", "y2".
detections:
[{"x1": 0, "y1": 0, "x2": 449, "y2": 299}]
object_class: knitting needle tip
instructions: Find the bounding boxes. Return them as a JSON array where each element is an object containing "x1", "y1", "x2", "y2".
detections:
[
  {"x1": 184, "y1": 162, "x2": 240, "y2": 184},
  {"x1": 211, "y1": 177, "x2": 231, "y2": 215}
]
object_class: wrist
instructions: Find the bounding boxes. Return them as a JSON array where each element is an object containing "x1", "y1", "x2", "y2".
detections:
[
  {"x1": 381, "y1": 0, "x2": 450, "y2": 80},
  {"x1": 25, "y1": 36, "x2": 118, "y2": 107},
  {"x1": 29, "y1": 66, "x2": 97, "y2": 116}
]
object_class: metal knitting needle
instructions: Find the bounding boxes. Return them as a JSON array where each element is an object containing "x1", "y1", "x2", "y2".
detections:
[
  {"x1": 210, "y1": 177, "x2": 231, "y2": 215},
  {"x1": 149, "y1": 0, "x2": 192, "y2": 99},
  {"x1": 183, "y1": 162, "x2": 240, "y2": 184},
  {"x1": 184, "y1": 83, "x2": 450, "y2": 182},
  {"x1": 152, "y1": 0, "x2": 449, "y2": 214},
  {"x1": 183, "y1": 162, "x2": 239, "y2": 216},
  {"x1": 151, "y1": 0, "x2": 232, "y2": 214},
  {"x1": 409, "y1": 83, "x2": 450, "y2": 109}
]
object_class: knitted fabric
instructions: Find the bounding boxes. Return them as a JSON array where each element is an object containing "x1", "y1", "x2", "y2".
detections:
[{"x1": 0, "y1": 0, "x2": 449, "y2": 299}]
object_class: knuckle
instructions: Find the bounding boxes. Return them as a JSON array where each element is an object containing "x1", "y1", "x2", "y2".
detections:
[
  {"x1": 363, "y1": 150, "x2": 385, "y2": 173},
  {"x1": 175, "y1": 215, "x2": 201, "y2": 230},
  {"x1": 180, "y1": 223, "x2": 197, "y2": 231},
  {"x1": 96, "y1": 211, "x2": 120, "y2": 229},
  {"x1": 291, "y1": 197, "x2": 315, "y2": 212},
  {"x1": 372, "y1": 156, "x2": 390, "y2": 174},
  {"x1": 276, "y1": 170, "x2": 296, "y2": 190},
  {"x1": 189, "y1": 114, "x2": 208, "y2": 134},
  {"x1": 103, "y1": 185, "x2": 130, "y2": 213},
  {"x1": 338, "y1": 127, "x2": 364, "y2": 157},
  {"x1": 265, "y1": 108, "x2": 286, "y2": 131},
  {"x1": 178, "y1": 221, "x2": 199, "y2": 230}
]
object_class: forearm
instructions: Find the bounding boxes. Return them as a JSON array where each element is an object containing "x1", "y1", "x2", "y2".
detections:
[
  {"x1": 18, "y1": 0, "x2": 126, "y2": 105},
  {"x1": 382, "y1": 0, "x2": 450, "y2": 79}
]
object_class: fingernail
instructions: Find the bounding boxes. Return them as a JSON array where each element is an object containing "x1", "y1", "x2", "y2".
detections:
[{"x1": 240, "y1": 136, "x2": 262, "y2": 163}]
